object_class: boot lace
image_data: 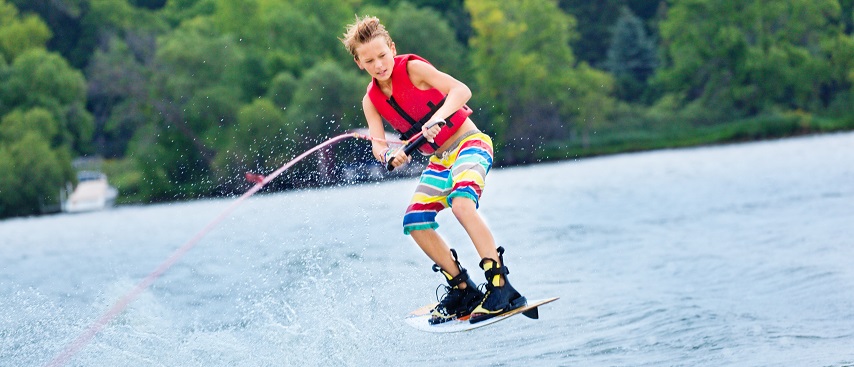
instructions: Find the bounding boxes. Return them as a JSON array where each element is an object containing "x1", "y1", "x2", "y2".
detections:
[{"x1": 434, "y1": 285, "x2": 466, "y2": 313}]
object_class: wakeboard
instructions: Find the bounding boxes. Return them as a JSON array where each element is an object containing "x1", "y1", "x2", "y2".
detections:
[{"x1": 404, "y1": 297, "x2": 559, "y2": 333}]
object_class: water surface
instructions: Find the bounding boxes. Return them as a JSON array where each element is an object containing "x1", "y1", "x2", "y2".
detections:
[{"x1": 2, "y1": 132, "x2": 853, "y2": 366}]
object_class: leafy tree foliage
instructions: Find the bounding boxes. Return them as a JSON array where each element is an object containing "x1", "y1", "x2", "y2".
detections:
[
  {"x1": 86, "y1": 37, "x2": 151, "y2": 157},
  {"x1": 0, "y1": 108, "x2": 61, "y2": 147},
  {"x1": 657, "y1": 0, "x2": 851, "y2": 118},
  {"x1": 213, "y1": 98, "x2": 294, "y2": 192},
  {"x1": 0, "y1": 0, "x2": 51, "y2": 62},
  {"x1": 0, "y1": 107, "x2": 75, "y2": 216},
  {"x1": 558, "y1": 0, "x2": 662, "y2": 67},
  {"x1": 161, "y1": 0, "x2": 217, "y2": 27},
  {"x1": 557, "y1": 0, "x2": 623, "y2": 68},
  {"x1": 0, "y1": 2, "x2": 79, "y2": 216},
  {"x1": 122, "y1": 0, "x2": 360, "y2": 200},
  {"x1": 286, "y1": 61, "x2": 365, "y2": 142},
  {"x1": 1, "y1": 48, "x2": 94, "y2": 153},
  {"x1": 8, "y1": 0, "x2": 89, "y2": 68},
  {"x1": 467, "y1": 0, "x2": 614, "y2": 162},
  {"x1": 130, "y1": 0, "x2": 167, "y2": 10},
  {"x1": 266, "y1": 72, "x2": 297, "y2": 110},
  {"x1": 842, "y1": 0, "x2": 854, "y2": 33}
]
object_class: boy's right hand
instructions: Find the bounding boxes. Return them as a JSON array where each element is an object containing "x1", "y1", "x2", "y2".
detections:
[{"x1": 387, "y1": 148, "x2": 411, "y2": 168}]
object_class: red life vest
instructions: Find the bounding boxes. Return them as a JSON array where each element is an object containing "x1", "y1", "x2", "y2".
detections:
[{"x1": 366, "y1": 54, "x2": 472, "y2": 155}]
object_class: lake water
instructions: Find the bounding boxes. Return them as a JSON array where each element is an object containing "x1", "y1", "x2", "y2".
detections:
[{"x1": 2, "y1": 132, "x2": 853, "y2": 366}]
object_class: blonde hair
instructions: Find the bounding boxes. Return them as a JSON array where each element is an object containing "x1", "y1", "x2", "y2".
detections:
[{"x1": 340, "y1": 15, "x2": 393, "y2": 59}]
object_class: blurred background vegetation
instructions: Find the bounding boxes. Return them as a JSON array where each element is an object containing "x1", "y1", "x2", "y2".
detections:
[{"x1": 1, "y1": 0, "x2": 853, "y2": 218}]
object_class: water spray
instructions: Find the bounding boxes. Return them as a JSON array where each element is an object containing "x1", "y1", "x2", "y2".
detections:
[{"x1": 43, "y1": 130, "x2": 425, "y2": 367}]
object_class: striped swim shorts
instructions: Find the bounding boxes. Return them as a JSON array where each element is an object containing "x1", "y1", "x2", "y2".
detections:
[{"x1": 402, "y1": 131, "x2": 494, "y2": 235}]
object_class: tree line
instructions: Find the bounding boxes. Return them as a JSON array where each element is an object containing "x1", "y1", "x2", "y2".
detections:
[{"x1": 1, "y1": 0, "x2": 852, "y2": 218}]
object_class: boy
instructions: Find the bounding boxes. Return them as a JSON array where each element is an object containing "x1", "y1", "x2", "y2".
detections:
[{"x1": 341, "y1": 16, "x2": 526, "y2": 324}]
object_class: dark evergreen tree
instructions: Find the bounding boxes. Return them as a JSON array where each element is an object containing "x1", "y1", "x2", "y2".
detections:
[
  {"x1": 841, "y1": 0, "x2": 854, "y2": 34},
  {"x1": 605, "y1": 7, "x2": 658, "y2": 102},
  {"x1": 558, "y1": 0, "x2": 662, "y2": 67}
]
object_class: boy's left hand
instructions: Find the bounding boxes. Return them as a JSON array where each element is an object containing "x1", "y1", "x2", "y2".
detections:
[{"x1": 422, "y1": 119, "x2": 444, "y2": 143}]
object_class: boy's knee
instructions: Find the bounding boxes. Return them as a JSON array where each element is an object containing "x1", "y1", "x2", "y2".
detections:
[{"x1": 451, "y1": 197, "x2": 477, "y2": 219}]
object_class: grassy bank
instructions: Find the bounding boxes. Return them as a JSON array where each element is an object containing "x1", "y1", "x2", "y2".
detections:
[{"x1": 540, "y1": 113, "x2": 854, "y2": 161}]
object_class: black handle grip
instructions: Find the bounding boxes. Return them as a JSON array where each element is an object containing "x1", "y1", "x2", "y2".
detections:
[
  {"x1": 387, "y1": 121, "x2": 445, "y2": 172},
  {"x1": 387, "y1": 135, "x2": 426, "y2": 171}
]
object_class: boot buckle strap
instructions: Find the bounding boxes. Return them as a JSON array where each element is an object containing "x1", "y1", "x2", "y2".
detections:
[
  {"x1": 484, "y1": 265, "x2": 509, "y2": 280},
  {"x1": 447, "y1": 268, "x2": 469, "y2": 288}
]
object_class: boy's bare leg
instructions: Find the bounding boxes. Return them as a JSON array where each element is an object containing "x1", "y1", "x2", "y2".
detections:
[
  {"x1": 451, "y1": 197, "x2": 504, "y2": 285},
  {"x1": 409, "y1": 228, "x2": 469, "y2": 287}
]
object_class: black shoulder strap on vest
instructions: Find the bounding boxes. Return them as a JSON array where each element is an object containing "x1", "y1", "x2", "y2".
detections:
[{"x1": 386, "y1": 96, "x2": 447, "y2": 150}]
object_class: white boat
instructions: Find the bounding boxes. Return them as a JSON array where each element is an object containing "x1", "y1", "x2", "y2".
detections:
[{"x1": 61, "y1": 171, "x2": 119, "y2": 213}]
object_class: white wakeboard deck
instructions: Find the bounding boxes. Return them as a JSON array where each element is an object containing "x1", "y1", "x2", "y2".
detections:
[{"x1": 404, "y1": 297, "x2": 559, "y2": 333}]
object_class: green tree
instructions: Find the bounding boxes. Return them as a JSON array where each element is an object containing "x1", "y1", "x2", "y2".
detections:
[
  {"x1": 605, "y1": 6, "x2": 659, "y2": 102},
  {"x1": 124, "y1": 124, "x2": 172, "y2": 201},
  {"x1": 0, "y1": 132, "x2": 72, "y2": 217},
  {"x1": 842, "y1": 0, "x2": 854, "y2": 33},
  {"x1": 121, "y1": 0, "x2": 362, "y2": 200},
  {"x1": 0, "y1": 1, "x2": 90, "y2": 217},
  {"x1": 0, "y1": 48, "x2": 93, "y2": 153},
  {"x1": 821, "y1": 30, "x2": 854, "y2": 116},
  {"x1": 210, "y1": 0, "x2": 353, "y2": 79},
  {"x1": 558, "y1": 0, "x2": 662, "y2": 67},
  {"x1": 657, "y1": 0, "x2": 847, "y2": 118},
  {"x1": 266, "y1": 71, "x2": 297, "y2": 110},
  {"x1": 86, "y1": 37, "x2": 151, "y2": 157},
  {"x1": 161, "y1": 0, "x2": 217, "y2": 27},
  {"x1": 0, "y1": 0, "x2": 52, "y2": 62},
  {"x1": 151, "y1": 18, "x2": 246, "y2": 167},
  {"x1": 7, "y1": 0, "x2": 87, "y2": 66},
  {"x1": 0, "y1": 108, "x2": 62, "y2": 147},
  {"x1": 283, "y1": 61, "x2": 366, "y2": 185},
  {"x1": 557, "y1": 0, "x2": 622, "y2": 67},
  {"x1": 130, "y1": 0, "x2": 167, "y2": 10},
  {"x1": 286, "y1": 60, "x2": 365, "y2": 142},
  {"x1": 11, "y1": 0, "x2": 168, "y2": 68},
  {"x1": 213, "y1": 98, "x2": 298, "y2": 192},
  {"x1": 467, "y1": 0, "x2": 614, "y2": 163}
]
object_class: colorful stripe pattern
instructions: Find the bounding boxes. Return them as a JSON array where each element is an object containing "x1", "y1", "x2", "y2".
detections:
[{"x1": 402, "y1": 132, "x2": 494, "y2": 235}]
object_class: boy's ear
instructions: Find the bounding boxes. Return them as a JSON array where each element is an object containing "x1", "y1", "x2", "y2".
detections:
[{"x1": 353, "y1": 56, "x2": 364, "y2": 70}]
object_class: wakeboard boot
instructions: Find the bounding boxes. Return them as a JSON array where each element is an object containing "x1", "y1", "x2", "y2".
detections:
[
  {"x1": 429, "y1": 249, "x2": 484, "y2": 325},
  {"x1": 470, "y1": 246, "x2": 527, "y2": 324}
]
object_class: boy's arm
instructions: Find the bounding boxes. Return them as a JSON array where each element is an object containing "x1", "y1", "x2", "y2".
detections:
[
  {"x1": 407, "y1": 60, "x2": 472, "y2": 142},
  {"x1": 363, "y1": 94, "x2": 410, "y2": 168},
  {"x1": 363, "y1": 94, "x2": 388, "y2": 161}
]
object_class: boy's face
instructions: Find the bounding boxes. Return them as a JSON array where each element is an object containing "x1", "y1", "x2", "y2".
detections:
[{"x1": 354, "y1": 37, "x2": 396, "y2": 82}]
